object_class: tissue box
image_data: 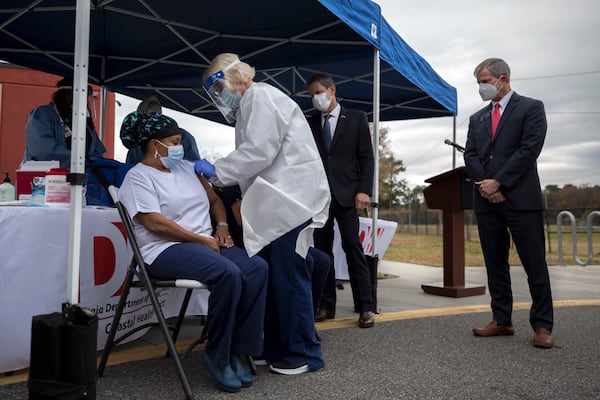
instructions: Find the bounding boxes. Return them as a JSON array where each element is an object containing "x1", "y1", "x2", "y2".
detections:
[
  {"x1": 44, "y1": 169, "x2": 71, "y2": 207},
  {"x1": 16, "y1": 161, "x2": 59, "y2": 200}
]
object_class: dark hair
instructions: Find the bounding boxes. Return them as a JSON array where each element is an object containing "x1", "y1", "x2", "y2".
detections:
[
  {"x1": 52, "y1": 76, "x2": 96, "y2": 132},
  {"x1": 137, "y1": 96, "x2": 163, "y2": 114},
  {"x1": 306, "y1": 73, "x2": 335, "y2": 89}
]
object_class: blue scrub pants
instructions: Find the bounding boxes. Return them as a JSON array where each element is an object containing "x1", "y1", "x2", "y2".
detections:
[
  {"x1": 149, "y1": 243, "x2": 268, "y2": 368},
  {"x1": 260, "y1": 222, "x2": 325, "y2": 371}
]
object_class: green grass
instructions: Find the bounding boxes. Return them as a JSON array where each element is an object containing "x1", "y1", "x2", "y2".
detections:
[{"x1": 382, "y1": 229, "x2": 600, "y2": 267}]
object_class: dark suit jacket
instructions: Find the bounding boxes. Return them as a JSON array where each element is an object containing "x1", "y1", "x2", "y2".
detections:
[
  {"x1": 308, "y1": 107, "x2": 374, "y2": 208},
  {"x1": 464, "y1": 92, "x2": 547, "y2": 213}
]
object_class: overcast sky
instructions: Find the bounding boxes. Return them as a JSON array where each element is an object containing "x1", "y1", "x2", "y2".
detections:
[{"x1": 114, "y1": 0, "x2": 600, "y2": 189}]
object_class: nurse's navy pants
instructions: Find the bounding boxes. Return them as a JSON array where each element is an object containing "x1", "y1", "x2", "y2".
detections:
[
  {"x1": 149, "y1": 243, "x2": 268, "y2": 368},
  {"x1": 260, "y1": 222, "x2": 325, "y2": 371}
]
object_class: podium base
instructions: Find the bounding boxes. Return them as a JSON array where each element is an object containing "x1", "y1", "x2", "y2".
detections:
[{"x1": 421, "y1": 283, "x2": 486, "y2": 298}]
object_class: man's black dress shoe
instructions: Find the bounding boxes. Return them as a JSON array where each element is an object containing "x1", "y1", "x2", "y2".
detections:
[
  {"x1": 314, "y1": 308, "x2": 335, "y2": 322},
  {"x1": 358, "y1": 311, "x2": 374, "y2": 328}
]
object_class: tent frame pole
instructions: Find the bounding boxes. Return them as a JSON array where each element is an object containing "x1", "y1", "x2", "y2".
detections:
[
  {"x1": 452, "y1": 115, "x2": 457, "y2": 168},
  {"x1": 99, "y1": 86, "x2": 108, "y2": 142},
  {"x1": 371, "y1": 48, "x2": 380, "y2": 258},
  {"x1": 66, "y1": 0, "x2": 91, "y2": 305}
]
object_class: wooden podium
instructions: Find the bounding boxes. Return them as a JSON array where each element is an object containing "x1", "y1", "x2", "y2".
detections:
[{"x1": 421, "y1": 167, "x2": 486, "y2": 297}]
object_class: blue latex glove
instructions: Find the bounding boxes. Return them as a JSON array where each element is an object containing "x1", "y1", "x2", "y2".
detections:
[{"x1": 194, "y1": 159, "x2": 216, "y2": 178}]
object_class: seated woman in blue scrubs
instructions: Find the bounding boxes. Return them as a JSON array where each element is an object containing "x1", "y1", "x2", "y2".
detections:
[{"x1": 118, "y1": 111, "x2": 268, "y2": 393}]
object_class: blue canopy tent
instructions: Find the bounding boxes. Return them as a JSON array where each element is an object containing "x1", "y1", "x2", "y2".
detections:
[
  {"x1": 0, "y1": 1, "x2": 456, "y2": 123},
  {"x1": 0, "y1": 0, "x2": 457, "y2": 305}
]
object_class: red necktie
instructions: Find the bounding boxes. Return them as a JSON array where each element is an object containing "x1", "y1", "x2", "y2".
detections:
[{"x1": 491, "y1": 103, "x2": 501, "y2": 140}]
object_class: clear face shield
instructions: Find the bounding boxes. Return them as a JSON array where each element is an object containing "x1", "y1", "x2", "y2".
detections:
[{"x1": 203, "y1": 60, "x2": 242, "y2": 125}]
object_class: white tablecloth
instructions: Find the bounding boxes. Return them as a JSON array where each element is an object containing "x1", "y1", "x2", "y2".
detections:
[
  {"x1": 333, "y1": 217, "x2": 398, "y2": 279},
  {"x1": 0, "y1": 206, "x2": 208, "y2": 373}
]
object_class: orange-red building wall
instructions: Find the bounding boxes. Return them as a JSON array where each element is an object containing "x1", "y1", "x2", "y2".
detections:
[{"x1": 0, "y1": 66, "x2": 115, "y2": 185}]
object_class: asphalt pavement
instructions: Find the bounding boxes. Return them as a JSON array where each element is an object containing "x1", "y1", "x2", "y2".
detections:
[{"x1": 2, "y1": 261, "x2": 599, "y2": 399}]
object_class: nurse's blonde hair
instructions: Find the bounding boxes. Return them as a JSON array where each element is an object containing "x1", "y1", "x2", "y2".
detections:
[{"x1": 204, "y1": 53, "x2": 255, "y2": 88}]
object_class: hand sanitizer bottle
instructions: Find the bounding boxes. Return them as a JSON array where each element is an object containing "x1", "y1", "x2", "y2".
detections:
[{"x1": 0, "y1": 172, "x2": 16, "y2": 202}]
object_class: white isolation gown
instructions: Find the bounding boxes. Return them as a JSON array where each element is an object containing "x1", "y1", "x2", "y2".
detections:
[{"x1": 214, "y1": 82, "x2": 330, "y2": 257}]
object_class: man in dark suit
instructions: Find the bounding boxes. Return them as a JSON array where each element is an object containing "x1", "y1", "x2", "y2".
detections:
[
  {"x1": 464, "y1": 58, "x2": 554, "y2": 348},
  {"x1": 306, "y1": 73, "x2": 375, "y2": 328}
]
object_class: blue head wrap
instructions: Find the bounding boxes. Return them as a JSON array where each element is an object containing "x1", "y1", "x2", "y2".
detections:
[{"x1": 119, "y1": 111, "x2": 179, "y2": 149}]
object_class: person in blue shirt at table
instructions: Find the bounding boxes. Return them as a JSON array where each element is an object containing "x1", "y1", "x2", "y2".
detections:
[
  {"x1": 22, "y1": 77, "x2": 106, "y2": 169},
  {"x1": 125, "y1": 95, "x2": 201, "y2": 164}
]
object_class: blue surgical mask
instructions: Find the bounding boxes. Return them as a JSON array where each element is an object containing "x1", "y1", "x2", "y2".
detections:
[
  {"x1": 219, "y1": 87, "x2": 242, "y2": 111},
  {"x1": 155, "y1": 140, "x2": 184, "y2": 169}
]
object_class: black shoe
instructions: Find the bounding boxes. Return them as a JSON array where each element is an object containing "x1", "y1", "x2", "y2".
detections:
[
  {"x1": 358, "y1": 311, "x2": 375, "y2": 328},
  {"x1": 314, "y1": 308, "x2": 335, "y2": 322}
]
